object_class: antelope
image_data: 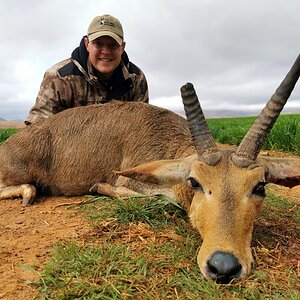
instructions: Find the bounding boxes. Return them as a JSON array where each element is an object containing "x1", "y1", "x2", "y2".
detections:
[{"x1": 0, "y1": 55, "x2": 299, "y2": 283}]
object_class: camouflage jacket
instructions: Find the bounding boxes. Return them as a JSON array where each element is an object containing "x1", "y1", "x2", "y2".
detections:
[{"x1": 25, "y1": 37, "x2": 149, "y2": 124}]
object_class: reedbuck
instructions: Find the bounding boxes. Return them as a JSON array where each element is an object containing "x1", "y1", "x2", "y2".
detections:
[{"x1": 1, "y1": 55, "x2": 299, "y2": 283}]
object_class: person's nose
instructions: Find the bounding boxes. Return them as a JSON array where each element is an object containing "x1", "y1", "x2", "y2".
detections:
[{"x1": 100, "y1": 46, "x2": 112, "y2": 53}]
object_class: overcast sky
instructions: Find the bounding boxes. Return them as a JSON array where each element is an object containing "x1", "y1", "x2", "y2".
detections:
[{"x1": 1, "y1": 0, "x2": 299, "y2": 120}]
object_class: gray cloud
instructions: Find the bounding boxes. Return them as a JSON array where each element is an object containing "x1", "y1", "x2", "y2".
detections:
[{"x1": 0, "y1": 0, "x2": 299, "y2": 120}]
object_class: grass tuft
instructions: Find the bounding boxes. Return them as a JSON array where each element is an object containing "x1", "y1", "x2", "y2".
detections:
[{"x1": 74, "y1": 194, "x2": 188, "y2": 229}]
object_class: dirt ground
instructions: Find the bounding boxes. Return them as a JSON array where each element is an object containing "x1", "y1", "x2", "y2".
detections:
[{"x1": 0, "y1": 197, "x2": 91, "y2": 300}]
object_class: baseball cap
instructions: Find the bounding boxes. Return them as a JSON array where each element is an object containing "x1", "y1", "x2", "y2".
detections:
[{"x1": 87, "y1": 14, "x2": 123, "y2": 45}]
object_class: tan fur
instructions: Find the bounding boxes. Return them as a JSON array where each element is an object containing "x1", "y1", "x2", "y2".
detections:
[
  {"x1": 0, "y1": 101, "x2": 194, "y2": 204},
  {"x1": 188, "y1": 151, "x2": 265, "y2": 278},
  {"x1": 116, "y1": 150, "x2": 300, "y2": 281},
  {"x1": 0, "y1": 100, "x2": 299, "y2": 282}
]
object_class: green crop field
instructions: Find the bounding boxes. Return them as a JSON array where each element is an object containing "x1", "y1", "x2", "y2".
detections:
[{"x1": 207, "y1": 114, "x2": 300, "y2": 155}]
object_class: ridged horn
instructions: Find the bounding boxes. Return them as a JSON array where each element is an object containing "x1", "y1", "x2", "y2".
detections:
[
  {"x1": 181, "y1": 82, "x2": 221, "y2": 165},
  {"x1": 232, "y1": 54, "x2": 300, "y2": 167}
]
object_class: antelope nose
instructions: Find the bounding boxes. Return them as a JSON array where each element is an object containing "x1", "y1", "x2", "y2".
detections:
[{"x1": 207, "y1": 251, "x2": 242, "y2": 284}]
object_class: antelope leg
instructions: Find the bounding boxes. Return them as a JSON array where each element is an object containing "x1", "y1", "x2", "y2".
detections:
[
  {"x1": 0, "y1": 184, "x2": 37, "y2": 205},
  {"x1": 89, "y1": 182, "x2": 140, "y2": 198}
]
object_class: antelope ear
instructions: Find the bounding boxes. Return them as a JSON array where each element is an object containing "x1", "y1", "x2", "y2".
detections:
[
  {"x1": 115, "y1": 155, "x2": 197, "y2": 187},
  {"x1": 258, "y1": 156, "x2": 300, "y2": 188}
]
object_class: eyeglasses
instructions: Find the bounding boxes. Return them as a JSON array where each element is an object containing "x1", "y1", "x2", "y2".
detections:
[{"x1": 92, "y1": 40, "x2": 121, "y2": 51}]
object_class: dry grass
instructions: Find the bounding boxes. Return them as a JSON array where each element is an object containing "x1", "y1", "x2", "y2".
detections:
[{"x1": 0, "y1": 121, "x2": 24, "y2": 129}]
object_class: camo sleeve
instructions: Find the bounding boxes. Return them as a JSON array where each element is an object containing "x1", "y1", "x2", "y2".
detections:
[
  {"x1": 133, "y1": 70, "x2": 149, "y2": 103},
  {"x1": 25, "y1": 70, "x2": 73, "y2": 125},
  {"x1": 127, "y1": 62, "x2": 149, "y2": 103}
]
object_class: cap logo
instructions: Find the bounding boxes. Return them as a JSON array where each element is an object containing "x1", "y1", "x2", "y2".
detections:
[{"x1": 99, "y1": 19, "x2": 115, "y2": 27}]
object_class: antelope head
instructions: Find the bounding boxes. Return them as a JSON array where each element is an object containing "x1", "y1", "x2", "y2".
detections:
[{"x1": 116, "y1": 55, "x2": 300, "y2": 283}]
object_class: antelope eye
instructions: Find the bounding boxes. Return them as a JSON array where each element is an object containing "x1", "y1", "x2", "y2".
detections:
[
  {"x1": 187, "y1": 177, "x2": 203, "y2": 191},
  {"x1": 252, "y1": 182, "x2": 266, "y2": 197}
]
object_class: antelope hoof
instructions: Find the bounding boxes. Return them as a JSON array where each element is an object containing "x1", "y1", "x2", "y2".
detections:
[
  {"x1": 89, "y1": 183, "x2": 115, "y2": 197},
  {"x1": 21, "y1": 184, "x2": 37, "y2": 206},
  {"x1": 89, "y1": 184, "x2": 99, "y2": 194},
  {"x1": 22, "y1": 197, "x2": 32, "y2": 206}
]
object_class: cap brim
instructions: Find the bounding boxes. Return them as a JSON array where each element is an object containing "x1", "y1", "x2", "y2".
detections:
[{"x1": 88, "y1": 31, "x2": 123, "y2": 45}]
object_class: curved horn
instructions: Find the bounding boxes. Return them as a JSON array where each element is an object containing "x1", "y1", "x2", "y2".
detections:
[
  {"x1": 181, "y1": 83, "x2": 221, "y2": 165},
  {"x1": 232, "y1": 54, "x2": 300, "y2": 167}
]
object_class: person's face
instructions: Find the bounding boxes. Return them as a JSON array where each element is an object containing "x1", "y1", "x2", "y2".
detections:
[{"x1": 85, "y1": 36, "x2": 125, "y2": 76}]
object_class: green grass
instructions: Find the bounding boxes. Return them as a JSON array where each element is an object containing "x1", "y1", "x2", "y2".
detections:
[
  {"x1": 25, "y1": 194, "x2": 300, "y2": 299},
  {"x1": 0, "y1": 128, "x2": 17, "y2": 144},
  {"x1": 207, "y1": 114, "x2": 300, "y2": 154},
  {"x1": 75, "y1": 194, "x2": 187, "y2": 229}
]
